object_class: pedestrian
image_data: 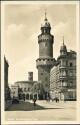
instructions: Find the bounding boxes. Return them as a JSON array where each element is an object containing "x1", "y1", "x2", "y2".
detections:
[
  {"x1": 55, "y1": 98, "x2": 57, "y2": 103},
  {"x1": 33, "y1": 97, "x2": 36, "y2": 106},
  {"x1": 24, "y1": 96, "x2": 25, "y2": 101},
  {"x1": 57, "y1": 98, "x2": 59, "y2": 103}
]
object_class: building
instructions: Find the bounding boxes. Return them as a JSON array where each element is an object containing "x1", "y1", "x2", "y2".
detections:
[
  {"x1": 50, "y1": 41, "x2": 76, "y2": 101},
  {"x1": 4, "y1": 56, "x2": 9, "y2": 90},
  {"x1": 4, "y1": 56, "x2": 11, "y2": 110},
  {"x1": 10, "y1": 85, "x2": 19, "y2": 99},
  {"x1": 4, "y1": 57, "x2": 11, "y2": 101},
  {"x1": 50, "y1": 63, "x2": 60, "y2": 100},
  {"x1": 15, "y1": 72, "x2": 38, "y2": 100},
  {"x1": 15, "y1": 81, "x2": 37, "y2": 100},
  {"x1": 36, "y1": 13, "x2": 56, "y2": 99}
]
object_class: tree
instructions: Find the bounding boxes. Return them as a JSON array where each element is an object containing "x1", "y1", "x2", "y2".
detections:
[{"x1": 31, "y1": 81, "x2": 45, "y2": 99}]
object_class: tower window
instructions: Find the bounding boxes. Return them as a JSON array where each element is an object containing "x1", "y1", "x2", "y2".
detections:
[
  {"x1": 45, "y1": 42, "x2": 47, "y2": 47},
  {"x1": 39, "y1": 59, "x2": 41, "y2": 61}
]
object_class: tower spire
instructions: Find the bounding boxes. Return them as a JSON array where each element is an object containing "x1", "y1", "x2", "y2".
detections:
[
  {"x1": 44, "y1": 10, "x2": 47, "y2": 21},
  {"x1": 63, "y1": 36, "x2": 64, "y2": 45}
]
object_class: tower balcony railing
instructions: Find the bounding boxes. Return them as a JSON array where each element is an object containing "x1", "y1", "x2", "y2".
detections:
[{"x1": 36, "y1": 58, "x2": 55, "y2": 67}]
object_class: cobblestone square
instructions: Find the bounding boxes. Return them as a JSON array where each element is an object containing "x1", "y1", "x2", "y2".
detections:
[{"x1": 5, "y1": 101, "x2": 76, "y2": 121}]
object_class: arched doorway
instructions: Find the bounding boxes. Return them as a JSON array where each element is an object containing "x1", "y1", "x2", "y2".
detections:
[{"x1": 26, "y1": 94, "x2": 29, "y2": 100}]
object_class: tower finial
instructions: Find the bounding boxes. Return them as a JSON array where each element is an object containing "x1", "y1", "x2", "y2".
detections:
[
  {"x1": 63, "y1": 36, "x2": 64, "y2": 45},
  {"x1": 44, "y1": 9, "x2": 47, "y2": 21}
]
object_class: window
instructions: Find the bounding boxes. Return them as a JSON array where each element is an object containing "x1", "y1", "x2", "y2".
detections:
[
  {"x1": 24, "y1": 88, "x2": 26, "y2": 91},
  {"x1": 45, "y1": 77, "x2": 48, "y2": 81},
  {"x1": 70, "y1": 62, "x2": 73, "y2": 67},
  {"x1": 69, "y1": 82, "x2": 73, "y2": 87},
  {"x1": 39, "y1": 59, "x2": 41, "y2": 61},
  {"x1": 63, "y1": 70, "x2": 66, "y2": 76},
  {"x1": 66, "y1": 61, "x2": 68, "y2": 66},
  {"x1": 63, "y1": 61, "x2": 66, "y2": 66},
  {"x1": 28, "y1": 88, "x2": 30, "y2": 91},
  {"x1": 41, "y1": 73, "x2": 43, "y2": 75},
  {"x1": 69, "y1": 71, "x2": 73, "y2": 76},
  {"x1": 62, "y1": 82, "x2": 67, "y2": 87},
  {"x1": 45, "y1": 42, "x2": 47, "y2": 47}
]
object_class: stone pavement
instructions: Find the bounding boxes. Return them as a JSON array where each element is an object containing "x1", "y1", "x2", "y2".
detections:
[
  {"x1": 5, "y1": 101, "x2": 76, "y2": 121},
  {"x1": 35, "y1": 100, "x2": 76, "y2": 109}
]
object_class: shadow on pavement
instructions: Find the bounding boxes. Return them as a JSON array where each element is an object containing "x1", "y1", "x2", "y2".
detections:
[
  {"x1": 6, "y1": 101, "x2": 64, "y2": 111},
  {"x1": 6, "y1": 101, "x2": 45, "y2": 111}
]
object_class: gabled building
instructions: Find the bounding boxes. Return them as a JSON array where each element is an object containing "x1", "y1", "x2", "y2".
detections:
[{"x1": 50, "y1": 40, "x2": 76, "y2": 101}]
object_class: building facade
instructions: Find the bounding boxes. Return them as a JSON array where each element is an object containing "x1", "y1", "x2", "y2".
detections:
[
  {"x1": 10, "y1": 85, "x2": 19, "y2": 99},
  {"x1": 36, "y1": 13, "x2": 55, "y2": 99},
  {"x1": 50, "y1": 63, "x2": 60, "y2": 100},
  {"x1": 50, "y1": 41, "x2": 76, "y2": 101},
  {"x1": 4, "y1": 57, "x2": 11, "y2": 110},
  {"x1": 15, "y1": 72, "x2": 38, "y2": 100},
  {"x1": 15, "y1": 81, "x2": 37, "y2": 100},
  {"x1": 4, "y1": 56, "x2": 9, "y2": 90}
]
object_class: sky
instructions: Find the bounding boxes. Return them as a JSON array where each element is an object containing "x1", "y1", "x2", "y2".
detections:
[{"x1": 4, "y1": 3, "x2": 76, "y2": 85}]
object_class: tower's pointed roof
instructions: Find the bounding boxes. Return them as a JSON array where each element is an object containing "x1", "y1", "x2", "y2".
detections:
[
  {"x1": 60, "y1": 37, "x2": 67, "y2": 52},
  {"x1": 41, "y1": 12, "x2": 51, "y2": 28}
]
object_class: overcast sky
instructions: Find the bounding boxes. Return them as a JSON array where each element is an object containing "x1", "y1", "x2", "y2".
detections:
[{"x1": 4, "y1": 3, "x2": 76, "y2": 84}]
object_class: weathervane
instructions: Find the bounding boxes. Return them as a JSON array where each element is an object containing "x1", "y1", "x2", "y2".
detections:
[{"x1": 44, "y1": 9, "x2": 47, "y2": 21}]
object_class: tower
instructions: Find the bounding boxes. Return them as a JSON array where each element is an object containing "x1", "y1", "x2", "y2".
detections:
[
  {"x1": 36, "y1": 13, "x2": 55, "y2": 99},
  {"x1": 60, "y1": 37, "x2": 67, "y2": 56}
]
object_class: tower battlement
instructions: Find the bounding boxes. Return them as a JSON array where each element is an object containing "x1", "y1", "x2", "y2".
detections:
[
  {"x1": 38, "y1": 34, "x2": 53, "y2": 43},
  {"x1": 36, "y1": 58, "x2": 56, "y2": 68}
]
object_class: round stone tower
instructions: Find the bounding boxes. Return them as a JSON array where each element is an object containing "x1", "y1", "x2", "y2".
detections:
[{"x1": 36, "y1": 13, "x2": 55, "y2": 99}]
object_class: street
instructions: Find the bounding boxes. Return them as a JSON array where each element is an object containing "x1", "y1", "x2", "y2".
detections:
[{"x1": 5, "y1": 100, "x2": 76, "y2": 121}]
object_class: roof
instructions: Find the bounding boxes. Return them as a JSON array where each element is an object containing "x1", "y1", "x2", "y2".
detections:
[{"x1": 15, "y1": 81, "x2": 37, "y2": 84}]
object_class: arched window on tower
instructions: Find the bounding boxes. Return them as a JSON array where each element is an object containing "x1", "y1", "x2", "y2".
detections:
[{"x1": 45, "y1": 42, "x2": 47, "y2": 47}]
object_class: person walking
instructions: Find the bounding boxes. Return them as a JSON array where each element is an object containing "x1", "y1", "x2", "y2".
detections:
[{"x1": 33, "y1": 97, "x2": 36, "y2": 106}]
